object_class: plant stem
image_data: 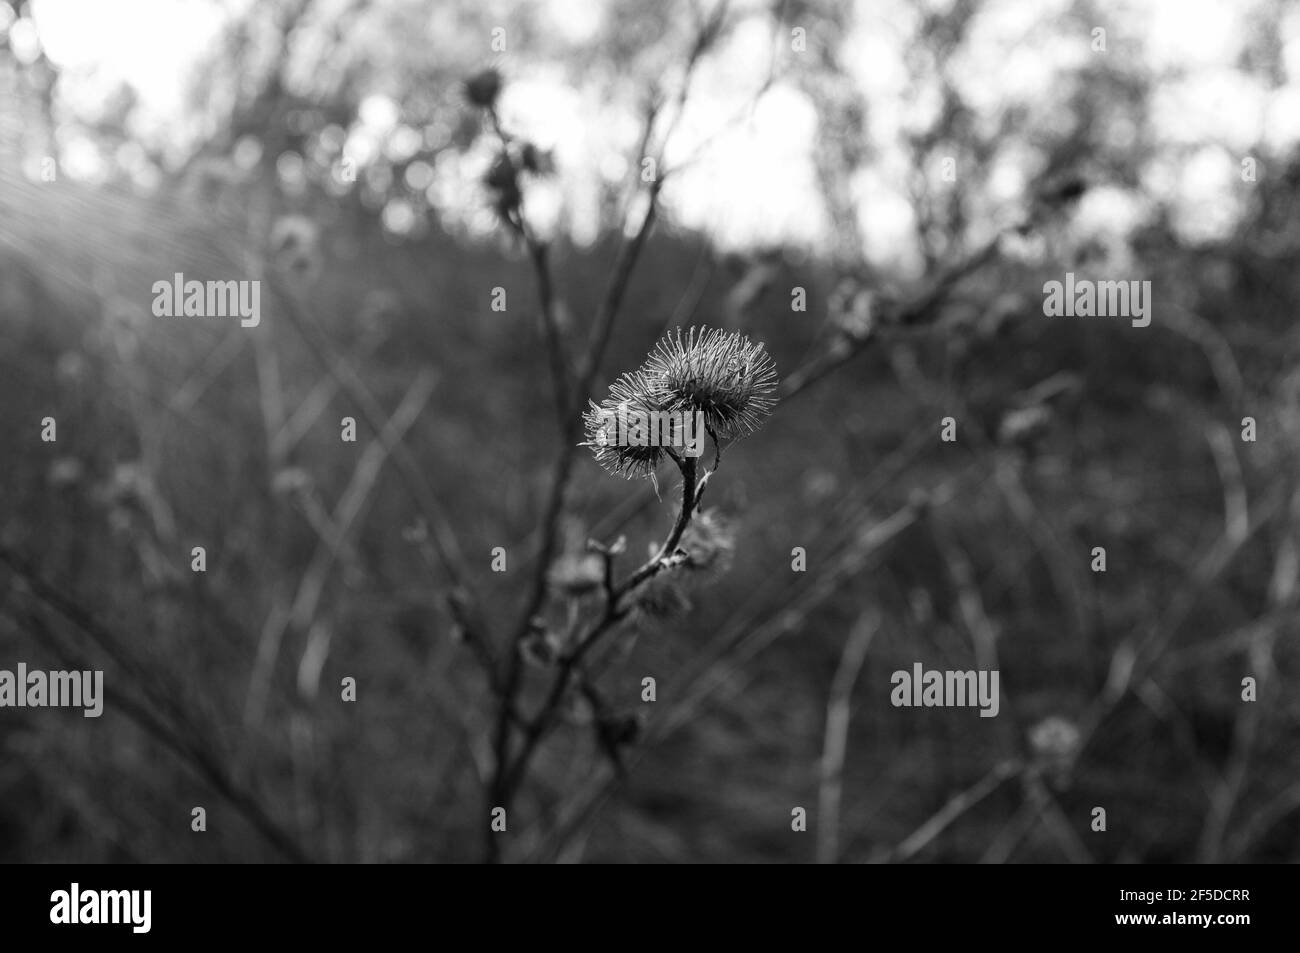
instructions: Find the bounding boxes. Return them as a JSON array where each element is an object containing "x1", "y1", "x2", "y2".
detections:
[{"x1": 495, "y1": 454, "x2": 699, "y2": 821}]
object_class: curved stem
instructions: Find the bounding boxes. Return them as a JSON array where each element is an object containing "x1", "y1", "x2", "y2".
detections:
[{"x1": 498, "y1": 454, "x2": 700, "y2": 803}]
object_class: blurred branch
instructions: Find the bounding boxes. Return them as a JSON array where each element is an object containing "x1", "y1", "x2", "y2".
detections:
[
  {"x1": 0, "y1": 592, "x2": 311, "y2": 863},
  {"x1": 887, "y1": 760, "x2": 1023, "y2": 863},
  {"x1": 269, "y1": 276, "x2": 478, "y2": 615},
  {"x1": 534, "y1": 463, "x2": 980, "y2": 861},
  {"x1": 498, "y1": 454, "x2": 700, "y2": 807},
  {"x1": 1161, "y1": 304, "x2": 1246, "y2": 410},
  {"x1": 1204, "y1": 420, "x2": 1249, "y2": 556},
  {"x1": 1022, "y1": 770, "x2": 1094, "y2": 864},
  {"x1": 991, "y1": 457, "x2": 1094, "y2": 670},
  {"x1": 1197, "y1": 630, "x2": 1276, "y2": 862},
  {"x1": 244, "y1": 368, "x2": 438, "y2": 728},
  {"x1": 654, "y1": 241, "x2": 716, "y2": 339},
  {"x1": 0, "y1": 548, "x2": 202, "y2": 741},
  {"x1": 1074, "y1": 483, "x2": 1285, "y2": 766},
  {"x1": 489, "y1": 107, "x2": 573, "y2": 423},
  {"x1": 1228, "y1": 781, "x2": 1300, "y2": 861},
  {"x1": 933, "y1": 519, "x2": 1000, "y2": 676},
  {"x1": 979, "y1": 797, "x2": 1046, "y2": 864},
  {"x1": 816, "y1": 609, "x2": 878, "y2": 864},
  {"x1": 779, "y1": 232, "x2": 1006, "y2": 402},
  {"x1": 168, "y1": 331, "x2": 248, "y2": 417},
  {"x1": 1134, "y1": 677, "x2": 1219, "y2": 803},
  {"x1": 250, "y1": 306, "x2": 290, "y2": 472},
  {"x1": 274, "y1": 330, "x2": 384, "y2": 453},
  {"x1": 659, "y1": 474, "x2": 968, "y2": 740}
]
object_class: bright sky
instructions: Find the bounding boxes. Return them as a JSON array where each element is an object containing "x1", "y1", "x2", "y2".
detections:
[
  {"x1": 29, "y1": 0, "x2": 226, "y2": 115},
  {"x1": 17, "y1": 0, "x2": 1300, "y2": 269}
]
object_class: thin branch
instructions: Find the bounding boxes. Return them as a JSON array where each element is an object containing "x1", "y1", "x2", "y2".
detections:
[
  {"x1": 2, "y1": 601, "x2": 312, "y2": 863},
  {"x1": 817, "y1": 610, "x2": 878, "y2": 864},
  {"x1": 488, "y1": 106, "x2": 573, "y2": 422},
  {"x1": 499, "y1": 454, "x2": 699, "y2": 804},
  {"x1": 244, "y1": 369, "x2": 437, "y2": 728},
  {"x1": 779, "y1": 233, "x2": 1006, "y2": 402},
  {"x1": 270, "y1": 277, "x2": 476, "y2": 609},
  {"x1": 890, "y1": 760, "x2": 1023, "y2": 863}
]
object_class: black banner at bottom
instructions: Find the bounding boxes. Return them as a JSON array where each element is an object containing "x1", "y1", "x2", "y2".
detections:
[{"x1": 0, "y1": 862, "x2": 1284, "y2": 942}]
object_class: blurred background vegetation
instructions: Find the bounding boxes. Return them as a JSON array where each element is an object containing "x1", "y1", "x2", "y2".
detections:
[{"x1": 1, "y1": 0, "x2": 1298, "y2": 862}]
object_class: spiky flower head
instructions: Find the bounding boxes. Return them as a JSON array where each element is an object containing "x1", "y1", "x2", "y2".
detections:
[
  {"x1": 641, "y1": 326, "x2": 778, "y2": 439},
  {"x1": 580, "y1": 370, "x2": 668, "y2": 480}
]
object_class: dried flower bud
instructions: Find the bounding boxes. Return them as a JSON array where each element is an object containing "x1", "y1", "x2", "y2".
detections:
[
  {"x1": 519, "y1": 141, "x2": 553, "y2": 176},
  {"x1": 548, "y1": 553, "x2": 606, "y2": 595},
  {"x1": 401, "y1": 518, "x2": 428, "y2": 543},
  {"x1": 47, "y1": 457, "x2": 84, "y2": 488},
  {"x1": 520, "y1": 622, "x2": 559, "y2": 667},
  {"x1": 464, "y1": 68, "x2": 503, "y2": 109},
  {"x1": 597, "y1": 713, "x2": 642, "y2": 749},
  {"x1": 1029, "y1": 714, "x2": 1081, "y2": 788},
  {"x1": 998, "y1": 404, "x2": 1052, "y2": 447},
  {"x1": 485, "y1": 152, "x2": 521, "y2": 216},
  {"x1": 271, "y1": 467, "x2": 312, "y2": 496},
  {"x1": 678, "y1": 508, "x2": 735, "y2": 576},
  {"x1": 829, "y1": 279, "x2": 875, "y2": 342},
  {"x1": 631, "y1": 572, "x2": 691, "y2": 619},
  {"x1": 485, "y1": 152, "x2": 516, "y2": 190},
  {"x1": 1029, "y1": 715, "x2": 1081, "y2": 762},
  {"x1": 269, "y1": 215, "x2": 321, "y2": 278},
  {"x1": 1037, "y1": 175, "x2": 1087, "y2": 209}
]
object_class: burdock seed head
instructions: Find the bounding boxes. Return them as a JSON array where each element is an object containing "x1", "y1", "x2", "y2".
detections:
[
  {"x1": 641, "y1": 326, "x2": 778, "y2": 439},
  {"x1": 580, "y1": 370, "x2": 668, "y2": 480}
]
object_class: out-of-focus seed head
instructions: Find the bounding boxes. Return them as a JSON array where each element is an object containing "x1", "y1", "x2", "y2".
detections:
[
  {"x1": 630, "y1": 571, "x2": 691, "y2": 619},
  {"x1": 269, "y1": 214, "x2": 322, "y2": 278},
  {"x1": 678, "y1": 508, "x2": 735, "y2": 576},
  {"x1": 485, "y1": 152, "x2": 521, "y2": 217},
  {"x1": 519, "y1": 141, "x2": 554, "y2": 176},
  {"x1": 1029, "y1": 715, "x2": 1081, "y2": 762},
  {"x1": 548, "y1": 552, "x2": 606, "y2": 595},
  {"x1": 464, "y1": 68, "x2": 503, "y2": 109}
]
